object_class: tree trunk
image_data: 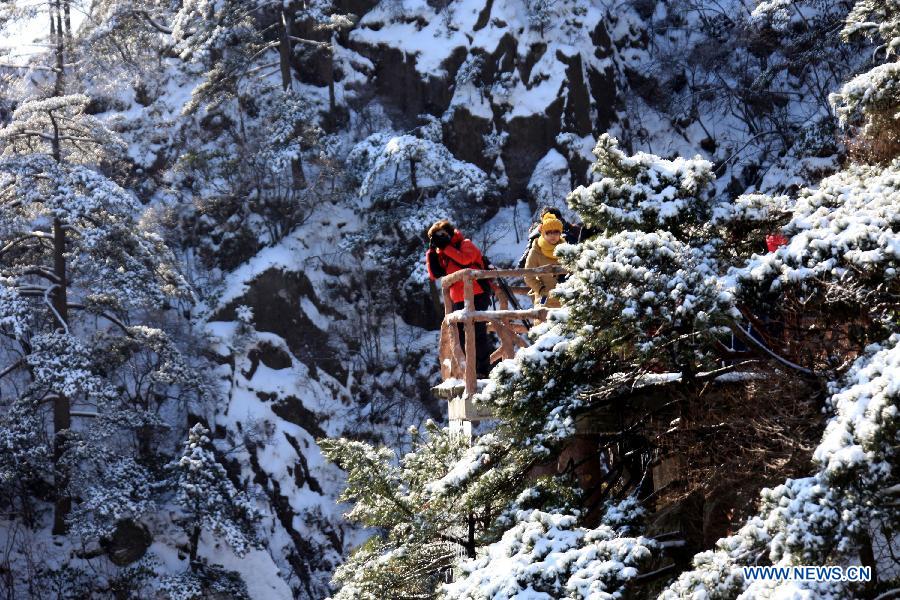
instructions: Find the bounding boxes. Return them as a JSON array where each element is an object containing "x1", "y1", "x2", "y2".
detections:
[
  {"x1": 53, "y1": 0, "x2": 65, "y2": 96},
  {"x1": 49, "y1": 114, "x2": 71, "y2": 535},
  {"x1": 327, "y1": 44, "x2": 336, "y2": 113},
  {"x1": 51, "y1": 217, "x2": 71, "y2": 535},
  {"x1": 63, "y1": 0, "x2": 72, "y2": 50},
  {"x1": 278, "y1": 7, "x2": 306, "y2": 189},
  {"x1": 466, "y1": 512, "x2": 476, "y2": 558},
  {"x1": 189, "y1": 524, "x2": 201, "y2": 567},
  {"x1": 858, "y1": 531, "x2": 878, "y2": 593},
  {"x1": 137, "y1": 425, "x2": 153, "y2": 460},
  {"x1": 277, "y1": 10, "x2": 293, "y2": 92}
]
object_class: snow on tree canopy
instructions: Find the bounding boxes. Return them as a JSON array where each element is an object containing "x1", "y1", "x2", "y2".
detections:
[
  {"x1": 0, "y1": 278, "x2": 29, "y2": 338},
  {"x1": 711, "y1": 193, "x2": 792, "y2": 226},
  {"x1": 469, "y1": 137, "x2": 737, "y2": 470},
  {"x1": 172, "y1": 423, "x2": 262, "y2": 557},
  {"x1": 254, "y1": 89, "x2": 319, "y2": 174},
  {"x1": 321, "y1": 421, "x2": 477, "y2": 600},
  {"x1": 0, "y1": 99, "x2": 189, "y2": 310},
  {"x1": 567, "y1": 134, "x2": 716, "y2": 234},
  {"x1": 351, "y1": 133, "x2": 490, "y2": 203},
  {"x1": 751, "y1": 0, "x2": 797, "y2": 31},
  {"x1": 475, "y1": 318, "x2": 589, "y2": 451},
  {"x1": 1, "y1": 159, "x2": 187, "y2": 309},
  {"x1": 171, "y1": 0, "x2": 257, "y2": 63},
  {"x1": 0, "y1": 94, "x2": 126, "y2": 165},
  {"x1": 816, "y1": 333, "x2": 900, "y2": 490},
  {"x1": 445, "y1": 500, "x2": 655, "y2": 600},
  {"x1": 740, "y1": 162, "x2": 900, "y2": 294},
  {"x1": 27, "y1": 333, "x2": 112, "y2": 399},
  {"x1": 68, "y1": 455, "x2": 157, "y2": 539},
  {"x1": 830, "y1": 61, "x2": 900, "y2": 133},
  {"x1": 842, "y1": 0, "x2": 900, "y2": 56},
  {"x1": 555, "y1": 231, "x2": 738, "y2": 354}
]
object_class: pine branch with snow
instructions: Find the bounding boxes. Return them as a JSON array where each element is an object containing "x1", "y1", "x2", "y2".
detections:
[
  {"x1": 322, "y1": 421, "x2": 480, "y2": 599},
  {"x1": 171, "y1": 424, "x2": 262, "y2": 562},
  {"x1": 446, "y1": 501, "x2": 656, "y2": 599}
]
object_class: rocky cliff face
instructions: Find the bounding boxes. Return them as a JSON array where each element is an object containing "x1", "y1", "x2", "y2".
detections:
[
  {"x1": 345, "y1": 0, "x2": 631, "y2": 205},
  {"x1": 186, "y1": 2, "x2": 856, "y2": 595},
  {"x1": 196, "y1": 208, "x2": 442, "y2": 597},
  {"x1": 33, "y1": 0, "x2": 856, "y2": 596}
]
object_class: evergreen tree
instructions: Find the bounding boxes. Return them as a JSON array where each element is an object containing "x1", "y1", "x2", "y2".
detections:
[
  {"x1": 659, "y1": 3, "x2": 900, "y2": 589},
  {"x1": 446, "y1": 497, "x2": 655, "y2": 598},
  {"x1": 172, "y1": 0, "x2": 346, "y2": 190},
  {"x1": 351, "y1": 131, "x2": 491, "y2": 204},
  {"x1": 172, "y1": 0, "x2": 340, "y2": 247},
  {"x1": 321, "y1": 421, "x2": 472, "y2": 599},
  {"x1": 171, "y1": 423, "x2": 262, "y2": 566},
  {"x1": 0, "y1": 93, "x2": 189, "y2": 533}
]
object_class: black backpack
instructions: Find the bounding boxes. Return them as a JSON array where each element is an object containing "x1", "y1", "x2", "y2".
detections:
[
  {"x1": 516, "y1": 239, "x2": 536, "y2": 269},
  {"x1": 516, "y1": 223, "x2": 541, "y2": 268}
]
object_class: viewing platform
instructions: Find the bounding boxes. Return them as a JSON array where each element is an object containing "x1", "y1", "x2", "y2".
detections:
[{"x1": 431, "y1": 265, "x2": 567, "y2": 426}]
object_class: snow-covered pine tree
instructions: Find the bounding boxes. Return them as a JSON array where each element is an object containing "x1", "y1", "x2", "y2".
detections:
[
  {"x1": 445, "y1": 496, "x2": 656, "y2": 598},
  {"x1": 173, "y1": 0, "x2": 347, "y2": 184},
  {"x1": 832, "y1": 0, "x2": 900, "y2": 163},
  {"x1": 171, "y1": 423, "x2": 261, "y2": 566},
  {"x1": 351, "y1": 130, "x2": 491, "y2": 205},
  {"x1": 320, "y1": 421, "x2": 472, "y2": 599},
  {"x1": 524, "y1": 0, "x2": 556, "y2": 38},
  {"x1": 171, "y1": 0, "x2": 270, "y2": 114},
  {"x1": 0, "y1": 93, "x2": 190, "y2": 535},
  {"x1": 77, "y1": 0, "x2": 175, "y2": 78}
]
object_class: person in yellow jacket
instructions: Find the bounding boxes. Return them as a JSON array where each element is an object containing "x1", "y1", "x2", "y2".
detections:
[{"x1": 524, "y1": 213, "x2": 565, "y2": 308}]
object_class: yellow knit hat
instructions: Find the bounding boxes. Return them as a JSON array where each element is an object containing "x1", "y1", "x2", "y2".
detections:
[{"x1": 541, "y1": 213, "x2": 563, "y2": 233}]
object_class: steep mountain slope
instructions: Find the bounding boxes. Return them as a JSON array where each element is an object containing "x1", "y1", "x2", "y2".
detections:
[{"x1": 0, "y1": 0, "x2": 873, "y2": 597}]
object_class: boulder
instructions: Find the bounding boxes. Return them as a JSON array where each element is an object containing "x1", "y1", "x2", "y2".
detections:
[{"x1": 104, "y1": 520, "x2": 152, "y2": 566}]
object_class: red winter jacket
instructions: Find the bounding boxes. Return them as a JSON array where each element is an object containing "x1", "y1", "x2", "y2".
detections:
[
  {"x1": 766, "y1": 233, "x2": 789, "y2": 252},
  {"x1": 426, "y1": 231, "x2": 486, "y2": 303}
]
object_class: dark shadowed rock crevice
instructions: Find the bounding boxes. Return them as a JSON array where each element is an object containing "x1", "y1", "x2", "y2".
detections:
[
  {"x1": 216, "y1": 268, "x2": 347, "y2": 381},
  {"x1": 503, "y1": 97, "x2": 565, "y2": 202},
  {"x1": 442, "y1": 106, "x2": 494, "y2": 172},
  {"x1": 103, "y1": 520, "x2": 153, "y2": 566},
  {"x1": 346, "y1": 41, "x2": 467, "y2": 123},
  {"x1": 255, "y1": 391, "x2": 328, "y2": 440}
]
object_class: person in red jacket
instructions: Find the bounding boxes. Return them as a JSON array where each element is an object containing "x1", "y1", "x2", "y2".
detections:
[{"x1": 426, "y1": 220, "x2": 492, "y2": 378}]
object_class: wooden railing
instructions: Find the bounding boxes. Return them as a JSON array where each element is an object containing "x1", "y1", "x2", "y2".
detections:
[{"x1": 438, "y1": 265, "x2": 567, "y2": 411}]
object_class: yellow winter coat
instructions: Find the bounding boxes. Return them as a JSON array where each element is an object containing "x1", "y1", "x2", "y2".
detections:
[{"x1": 524, "y1": 238, "x2": 562, "y2": 308}]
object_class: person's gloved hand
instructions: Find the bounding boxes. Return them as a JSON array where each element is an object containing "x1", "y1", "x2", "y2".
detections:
[
  {"x1": 427, "y1": 247, "x2": 445, "y2": 277},
  {"x1": 430, "y1": 230, "x2": 451, "y2": 250}
]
